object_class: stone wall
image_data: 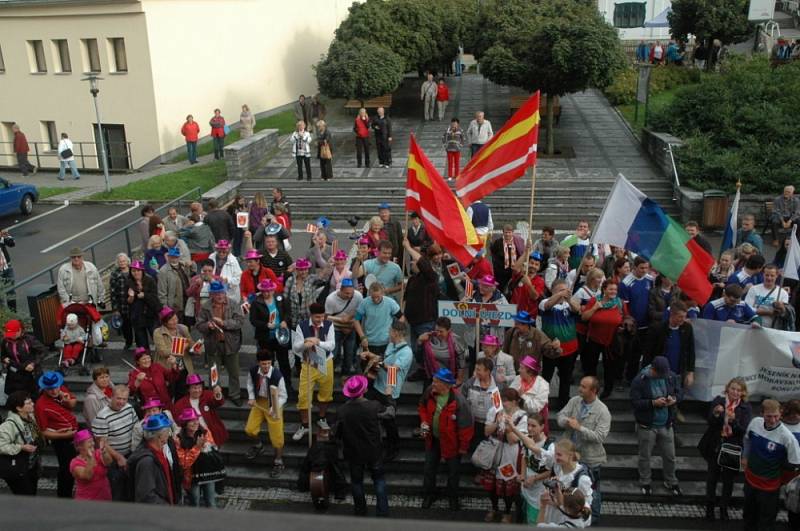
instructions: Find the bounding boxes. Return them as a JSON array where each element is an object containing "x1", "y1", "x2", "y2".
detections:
[
  {"x1": 641, "y1": 128, "x2": 683, "y2": 182},
  {"x1": 224, "y1": 129, "x2": 279, "y2": 179}
]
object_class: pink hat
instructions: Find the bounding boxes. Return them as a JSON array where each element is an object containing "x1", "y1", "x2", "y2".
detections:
[
  {"x1": 358, "y1": 236, "x2": 371, "y2": 246},
  {"x1": 478, "y1": 274, "x2": 498, "y2": 287},
  {"x1": 73, "y1": 429, "x2": 93, "y2": 447},
  {"x1": 186, "y1": 373, "x2": 203, "y2": 386},
  {"x1": 178, "y1": 408, "x2": 200, "y2": 424},
  {"x1": 481, "y1": 335, "x2": 500, "y2": 347},
  {"x1": 215, "y1": 239, "x2": 231, "y2": 250},
  {"x1": 342, "y1": 375, "x2": 369, "y2": 398},
  {"x1": 333, "y1": 250, "x2": 348, "y2": 261},
  {"x1": 520, "y1": 355, "x2": 541, "y2": 373},
  {"x1": 257, "y1": 279, "x2": 277, "y2": 292},
  {"x1": 130, "y1": 260, "x2": 145, "y2": 271},
  {"x1": 158, "y1": 306, "x2": 175, "y2": 323},
  {"x1": 295, "y1": 258, "x2": 311, "y2": 270},
  {"x1": 142, "y1": 398, "x2": 163, "y2": 410},
  {"x1": 244, "y1": 249, "x2": 262, "y2": 260},
  {"x1": 134, "y1": 347, "x2": 150, "y2": 362}
]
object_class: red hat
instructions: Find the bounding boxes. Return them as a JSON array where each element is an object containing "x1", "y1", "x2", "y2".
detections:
[{"x1": 4, "y1": 319, "x2": 21, "y2": 339}]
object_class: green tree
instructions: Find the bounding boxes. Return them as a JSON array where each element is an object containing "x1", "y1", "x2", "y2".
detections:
[
  {"x1": 668, "y1": 0, "x2": 751, "y2": 49},
  {"x1": 478, "y1": 0, "x2": 626, "y2": 154},
  {"x1": 315, "y1": 38, "x2": 405, "y2": 101}
]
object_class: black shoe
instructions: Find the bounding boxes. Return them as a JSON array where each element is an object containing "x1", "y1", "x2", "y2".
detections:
[
  {"x1": 640, "y1": 485, "x2": 651, "y2": 496},
  {"x1": 599, "y1": 387, "x2": 613, "y2": 400},
  {"x1": 705, "y1": 503, "x2": 715, "y2": 521},
  {"x1": 421, "y1": 496, "x2": 435, "y2": 509},
  {"x1": 307, "y1": 177, "x2": 311, "y2": 181},
  {"x1": 664, "y1": 482, "x2": 682, "y2": 496},
  {"x1": 719, "y1": 507, "x2": 729, "y2": 521},
  {"x1": 384, "y1": 447, "x2": 400, "y2": 462},
  {"x1": 449, "y1": 498, "x2": 460, "y2": 511},
  {"x1": 297, "y1": 176, "x2": 303, "y2": 181},
  {"x1": 230, "y1": 397, "x2": 243, "y2": 407}
]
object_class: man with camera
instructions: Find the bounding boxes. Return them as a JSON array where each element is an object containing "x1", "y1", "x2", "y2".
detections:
[{"x1": 630, "y1": 355, "x2": 683, "y2": 497}]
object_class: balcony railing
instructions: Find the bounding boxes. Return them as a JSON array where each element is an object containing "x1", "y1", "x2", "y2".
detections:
[{"x1": 0, "y1": 140, "x2": 133, "y2": 172}]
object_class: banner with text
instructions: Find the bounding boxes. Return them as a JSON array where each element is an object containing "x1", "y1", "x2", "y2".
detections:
[
  {"x1": 691, "y1": 318, "x2": 800, "y2": 401},
  {"x1": 438, "y1": 301, "x2": 518, "y2": 327}
]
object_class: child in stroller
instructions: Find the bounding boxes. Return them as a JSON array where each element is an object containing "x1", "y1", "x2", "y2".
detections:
[
  {"x1": 60, "y1": 313, "x2": 86, "y2": 368},
  {"x1": 58, "y1": 300, "x2": 103, "y2": 374}
]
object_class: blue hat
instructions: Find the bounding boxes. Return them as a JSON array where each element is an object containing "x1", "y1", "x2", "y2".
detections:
[
  {"x1": 316, "y1": 216, "x2": 330, "y2": 228},
  {"x1": 265, "y1": 223, "x2": 282, "y2": 235},
  {"x1": 432, "y1": 367, "x2": 456, "y2": 385},
  {"x1": 166, "y1": 247, "x2": 181, "y2": 257},
  {"x1": 142, "y1": 412, "x2": 172, "y2": 432},
  {"x1": 340, "y1": 278, "x2": 354, "y2": 288},
  {"x1": 38, "y1": 370, "x2": 64, "y2": 390},
  {"x1": 529, "y1": 251, "x2": 543, "y2": 261},
  {"x1": 513, "y1": 310, "x2": 534, "y2": 325},
  {"x1": 378, "y1": 202, "x2": 391, "y2": 210},
  {"x1": 209, "y1": 280, "x2": 226, "y2": 294}
]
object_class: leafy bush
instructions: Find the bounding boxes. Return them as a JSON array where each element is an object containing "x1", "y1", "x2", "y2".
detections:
[
  {"x1": 604, "y1": 66, "x2": 702, "y2": 106},
  {"x1": 649, "y1": 57, "x2": 800, "y2": 193},
  {"x1": 315, "y1": 39, "x2": 405, "y2": 101}
]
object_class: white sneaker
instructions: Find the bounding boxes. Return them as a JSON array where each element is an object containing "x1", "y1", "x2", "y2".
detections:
[
  {"x1": 317, "y1": 418, "x2": 330, "y2": 430},
  {"x1": 292, "y1": 426, "x2": 309, "y2": 441}
]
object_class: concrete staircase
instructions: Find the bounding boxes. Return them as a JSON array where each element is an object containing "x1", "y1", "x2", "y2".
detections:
[{"x1": 36, "y1": 361, "x2": 750, "y2": 524}]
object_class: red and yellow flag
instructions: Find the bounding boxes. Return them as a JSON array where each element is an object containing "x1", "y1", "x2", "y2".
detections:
[
  {"x1": 456, "y1": 91, "x2": 540, "y2": 206},
  {"x1": 406, "y1": 136, "x2": 481, "y2": 265}
]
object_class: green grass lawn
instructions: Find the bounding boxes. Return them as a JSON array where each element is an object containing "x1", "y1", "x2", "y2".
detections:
[
  {"x1": 87, "y1": 160, "x2": 226, "y2": 201},
  {"x1": 171, "y1": 109, "x2": 296, "y2": 162},
  {"x1": 38, "y1": 186, "x2": 79, "y2": 199},
  {"x1": 617, "y1": 89, "x2": 678, "y2": 136}
]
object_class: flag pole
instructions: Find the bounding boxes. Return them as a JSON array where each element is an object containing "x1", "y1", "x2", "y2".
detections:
[
  {"x1": 524, "y1": 164, "x2": 538, "y2": 275},
  {"x1": 400, "y1": 208, "x2": 410, "y2": 309}
]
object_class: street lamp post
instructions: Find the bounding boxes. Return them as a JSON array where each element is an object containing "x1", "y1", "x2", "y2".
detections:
[{"x1": 82, "y1": 74, "x2": 111, "y2": 192}]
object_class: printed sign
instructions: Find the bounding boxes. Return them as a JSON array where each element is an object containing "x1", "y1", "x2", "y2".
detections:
[
  {"x1": 269, "y1": 310, "x2": 277, "y2": 325},
  {"x1": 191, "y1": 339, "x2": 204, "y2": 355},
  {"x1": 306, "y1": 223, "x2": 318, "y2": 234},
  {"x1": 464, "y1": 280, "x2": 474, "y2": 299},
  {"x1": 387, "y1": 365, "x2": 398, "y2": 386},
  {"x1": 236, "y1": 212, "x2": 249, "y2": 229},
  {"x1": 491, "y1": 388, "x2": 502, "y2": 410},
  {"x1": 447, "y1": 263, "x2": 461, "y2": 278},
  {"x1": 171, "y1": 337, "x2": 188, "y2": 356},
  {"x1": 438, "y1": 301, "x2": 518, "y2": 326},
  {"x1": 210, "y1": 364, "x2": 219, "y2": 387}
]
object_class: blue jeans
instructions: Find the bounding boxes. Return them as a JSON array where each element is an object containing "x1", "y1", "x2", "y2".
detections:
[
  {"x1": 590, "y1": 464, "x2": 602, "y2": 523},
  {"x1": 186, "y1": 141, "x2": 198, "y2": 163},
  {"x1": 409, "y1": 321, "x2": 435, "y2": 365},
  {"x1": 58, "y1": 160, "x2": 80, "y2": 179},
  {"x1": 186, "y1": 482, "x2": 217, "y2": 508},
  {"x1": 335, "y1": 328, "x2": 357, "y2": 374},
  {"x1": 349, "y1": 461, "x2": 388, "y2": 517}
]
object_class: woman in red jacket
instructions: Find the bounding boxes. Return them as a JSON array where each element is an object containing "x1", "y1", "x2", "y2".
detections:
[
  {"x1": 353, "y1": 108, "x2": 371, "y2": 168},
  {"x1": 128, "y1": 347, "x2": 180, "y2": 408},
  {"x1": 436, "y1": 79, "x2": 450, "y2": 121},
  {"x1": 173, "y1": 373, "x2": 228, "y2": 447},
  {"x1": 209, "y1": 109, "x2": 226, "y2": 160},
  {"x1": 580, "y1": 279, "x2": 630, "y2": 397},
  {"x1": 180, "y1": 115, "x2": 200, "y2": 165}
]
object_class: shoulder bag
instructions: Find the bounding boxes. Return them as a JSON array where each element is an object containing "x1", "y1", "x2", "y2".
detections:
[
  {"x1": 471, "y1": 436, "x2": 501, "y2": 470},
  {"x1": 0, "y1": 421, "x2": 31, "y2": 480}
]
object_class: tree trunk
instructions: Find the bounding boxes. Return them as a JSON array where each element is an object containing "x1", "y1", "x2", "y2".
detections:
[{"x1": 546, "y1": 95, "x2": 555, "y2": 155}]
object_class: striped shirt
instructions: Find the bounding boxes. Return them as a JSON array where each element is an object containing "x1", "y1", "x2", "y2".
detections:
[
  {"x1": 91, "y1": 404, "x2": 138, "y2": 456},
  {"x1": 539, "y1": 298, "x2": 578, "y2": 356},
  {"x1": 744, "y1": 417, "x2": 800, "y2": 491}
]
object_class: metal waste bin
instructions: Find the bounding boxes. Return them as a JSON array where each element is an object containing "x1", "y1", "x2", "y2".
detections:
[{"x1": 702, "y1": 189, "x2": 728, "y2": 229}]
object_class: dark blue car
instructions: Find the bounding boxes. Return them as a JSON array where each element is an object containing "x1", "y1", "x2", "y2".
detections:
[{"x1": 0, "y1": 177, "x2": 38, "y2": 216}]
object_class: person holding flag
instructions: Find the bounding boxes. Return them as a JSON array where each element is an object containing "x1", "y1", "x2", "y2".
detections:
[
  {"x1": 249, "y1": 279, "x2": 293, "y2": 396},
  {"x1": 153, "y1": 306, "x2": 194, "y2": 381}
]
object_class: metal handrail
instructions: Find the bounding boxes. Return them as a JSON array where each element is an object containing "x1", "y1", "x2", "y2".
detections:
[
  {"x1": 0, "y1": 140, "x2": 133, "y2": 171},
  {"x1": 665, "y1": 143, "x2": 681, "y2": 201},
  {"x1": 2, "y1": 187, "x2": 201, "y2": 308}
]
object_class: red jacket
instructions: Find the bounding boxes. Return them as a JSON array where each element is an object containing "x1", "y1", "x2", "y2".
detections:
[
  {"x1": 418, "y1": 387, "x2": 474, "y2": 459},
  {"x1": 465, "y1": 257, "x2": 494, "y2": 280},
  {"x1": 209, "y1": 116, "x2": 226, "y2": 138},
  {"x1": 436, "y1": 84, "x2": 450, "y2": 102},
  {"x1": 181, "y1": 121, "x2": 200, "y2": 142},
  {"x1": 354, "y1": 116, "x2": 370, "y2": 139},
  {"x1": 128, "y1": 364, "x2": 179, "y2": 408},
  {"x1": 240, "y1": 265, "x2": 283, "y2": 301},
  {"x1": 13, "y1": 132, "x2": 29, "y2": 154},
  {"x1": 173, "y1": 390, "x2": 228, "y2": 447}
]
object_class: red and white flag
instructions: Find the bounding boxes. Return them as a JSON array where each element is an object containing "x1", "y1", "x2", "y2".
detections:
[
  {"x1": 306, "y1": 223, "x2": 318, "y2": 233},
  {"x1": 491, "y1": 388, "x2": 502, "y2": 410},
  {"x1": 210, "y1": 364, "x2": 219, "y2": 387},
  {"x1": 171, "y1": 337, "x2": 188, "y2": 356},
  {"x1": 464, "y1": 279, "x2": 474, "y2": 299},
  {"x1": 387, "y1": 365, "x2": 398, "y2": 386}
]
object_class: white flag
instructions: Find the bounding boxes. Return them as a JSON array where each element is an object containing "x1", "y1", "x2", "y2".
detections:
[{"x1": 783, "y1": 225, "x2": 800, "y2": 281}]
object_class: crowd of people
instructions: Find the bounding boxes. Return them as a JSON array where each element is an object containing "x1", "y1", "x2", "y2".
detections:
[{"x1": 1, "y1": 155, "x2": 800, "y2": 526}]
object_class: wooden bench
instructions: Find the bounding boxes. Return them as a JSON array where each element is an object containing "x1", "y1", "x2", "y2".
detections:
[
  {"x1": 344, "y1": 94, "x2": 393, "y2": 111},
  {"x1": 510, "y1": 94, "x2": 561, "y2": 125}
]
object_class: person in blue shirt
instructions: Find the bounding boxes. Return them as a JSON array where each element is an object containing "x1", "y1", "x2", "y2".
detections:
[
  {"x1": 701, "y1": 284, "x2": 761, "y2": 325},
  {"x1": 353, "y1": 282, "x2": 403, "y2": 355},
  {"x1": 364, "y1": 319, "x2": 413, "y2": 462},
  {"x1": 363, "y1": 240, "x2": 404, "y2": 302},
  {"x1": 725, "y1": 254, "x2": 765, "y2": 295},
  {"x1": 735, "y1": 214, "x2": 763, "y2": 254},
  {"x1": 620, "y1": 257, "x2": 655, "y2": 329}
]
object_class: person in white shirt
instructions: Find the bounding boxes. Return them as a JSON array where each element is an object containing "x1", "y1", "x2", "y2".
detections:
[
  {"x1": 57, "y1": 132, "x2": 80, "y2": 180},
  {"x1": 290, "y1": 120, "x2": 313, "y2": 181},
  {"x1": 466, "y1": 111, "x2": 494, "y2": 157},
  {"x1": 744, "y1": 264, "x2": 789, "y2": 328},
  {"x1": 209, "y1": 240, "x2": 241, "y2": 303}
]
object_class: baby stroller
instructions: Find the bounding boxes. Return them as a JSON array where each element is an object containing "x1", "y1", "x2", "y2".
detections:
[{"x1": 57, "y1": 298, "x2": 104, "y2": 375}]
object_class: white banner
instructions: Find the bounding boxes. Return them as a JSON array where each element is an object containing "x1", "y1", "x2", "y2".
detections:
[{"x1": 691, "y1": 319, "x2": 800, "y2": 401}]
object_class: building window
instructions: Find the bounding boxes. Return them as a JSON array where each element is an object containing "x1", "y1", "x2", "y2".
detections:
[
  {"x1": 82, "y1": 38, "x2": 101, "y2": 72},
  {"x1": 0, "y1": 45, "x2": 5, "y2": 73},
  {"x1": 28, "y1": 40, "x2": 47, "y2": 73},
  {"x1": 108, "y1": 37, "x2": 127, "y2": 72},
  {"x1": 613, "y1": 2, "x2": 647, "y2": 29},
  {"x1": 53, "y1": 39, "x2": 72, "y2": 73},
  {"x1": 41, "y1": 121, "x2": 58, "y2": 150}
]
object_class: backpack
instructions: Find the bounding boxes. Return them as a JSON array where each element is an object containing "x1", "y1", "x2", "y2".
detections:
[
  {"x1": 785, "y1": 474, "x2": 800, "y2": 513},
  {"x1": 569, "y1": 462, "x2": 596, "y2": 489}
]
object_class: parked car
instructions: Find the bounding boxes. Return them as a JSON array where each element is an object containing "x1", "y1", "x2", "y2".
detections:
[{"x1": 0, "y1": 177, "x2": 38, "y2": 216}]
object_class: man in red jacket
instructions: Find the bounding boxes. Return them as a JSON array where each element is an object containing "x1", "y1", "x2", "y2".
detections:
[
  {"x1": 12, "y1": 124, "x2": 36, "y2": 176},
  {"x1": 240, "y1": 249, "x2": 283, "y2": 303},
  {"x1": 418, "y1": 367, "x2": 474, "y2": 511}
]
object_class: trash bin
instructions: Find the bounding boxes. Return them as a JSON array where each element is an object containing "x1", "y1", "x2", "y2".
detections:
[
  {"x1": 702, "y1": 189, "x2": 729, "y2": 230},
  {"x1": 25, "y1": 284, "x2": 61, "y2": 346}
]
